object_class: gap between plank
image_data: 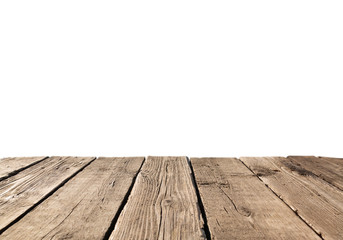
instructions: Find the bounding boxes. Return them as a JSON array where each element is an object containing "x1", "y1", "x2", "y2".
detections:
[
  {"x1": 237, "y1": 158, "x2": 324, "y2": 240},
  {"x1": 290, "y1": 156, "x2": 343, "y2": 192},
  {"x1": 0, "y1": 157, "x2": 97, "y2": 235},
  {"x1": 187, "y1": 157, "x2": 212, "y2": 240},
  {"x1": 102, "y1": 157, "x2": 146, "y2": 240},
  {"x1": 0, "y1": 156, "x2": 49, "y2": 182}
]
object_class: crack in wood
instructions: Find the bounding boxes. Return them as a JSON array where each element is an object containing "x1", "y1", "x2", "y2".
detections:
[
  {"x1": 187, "y1": 157, "x2": 212, "y2": 240},
  {"x1": 238, "y1": 158, "x2": 324, "y2": 240},
  {"x1": 102, "y1": 157, "x2": 146, "y2": 240}
]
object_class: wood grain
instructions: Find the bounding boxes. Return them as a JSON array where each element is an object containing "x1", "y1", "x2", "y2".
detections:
[
  {"x1": 191, "y1": 157, "x2": 320, "y2": 240},
  {"x1": 241, "y1": 157, "x2": 343, "y2": 240},
  {"x1": 110, "y1": 156, "x2": 206, "y2": 240},
  {"x1": 0, "y1": 156, "x2": 94, "y2": 232},
  {"x1": 288, "y1": 156, "x2": 343, "y2": 191},
  {"x1": 0, "y1": 156, "x2": 47, "y2": 181},
  {"x1": 0, "y1": 157, "x2": 144, "y2": 240}
]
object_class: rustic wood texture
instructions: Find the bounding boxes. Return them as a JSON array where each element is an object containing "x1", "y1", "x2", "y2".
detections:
[
  {"x1": 240, "y1": 157, "x2": 343, "y2": 240},
  {"x1": 288, "y1": 156, "x2": 343, "y2": 191},
  {"x1": 0, "y1": 157, "x2": 144, "y2": 240},
  {"x1": 191, "y1": 157, "x2": 320, "y2": 240},
  {"x1": 0, "y1": 155, "x2": 342, "y2": 239},
  {"x1": 0, "y1": 156, "x2": 47, "y2": 180},
  {"x1": 110, "y1": 156, "x2": 206, "y2": 240},
  {"x1": 0, "y1": 156, "x2": 94, "y2": 232}
]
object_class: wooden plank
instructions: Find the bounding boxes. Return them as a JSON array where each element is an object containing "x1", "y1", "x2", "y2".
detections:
[
  {"x1": 0, "y1": 156, "x2": 94, "y2": 232},
  {"x1": 288, "y1": 156, "x2": 343, "y2": 191},
  {"x1": 110, "y1": 156, "x2": 206, "y2": 240},
  {"x1": 241, "y1": 157, "x2": 343, "y2": 240},
  {"x1": 0, "y1": 156, "x2": 47, "y2": 181},
  {"x1": 0, "y1": 157, "x2": 144, "y2": 240},
  {"x1": 191, "y1": 157, "x2": 320, "y2": 240}
]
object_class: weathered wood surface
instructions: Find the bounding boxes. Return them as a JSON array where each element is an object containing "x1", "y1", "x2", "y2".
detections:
[
  {"x1": 191, "y1": 157, "x2": 320, "y2": 240},
  {"x1": 0, "y1": 156, "x2": 47, "y2": 180},
  {"x1": 288, "y1": 156, "x2": 343, "y2": 191},
  {"x1": 241, "y1": 157, "x2": 343, "y2": 240},
  {"x1": 110, "y1": 156, "x2": 206, "y2": 240},
  {"x1": 0, "y1": 155, "x2": 342, "y2": 239},
  {"x1": 1, "y1": 157, "x2": 144, "y2": 240},
  {"x1": 0, "y1": 156, "x2": 94, "y2": 232}
]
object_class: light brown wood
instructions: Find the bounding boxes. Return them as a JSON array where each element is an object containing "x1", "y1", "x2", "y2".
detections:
[
  {"x1": 0, "y1": 156, "x2": 47, "y2": 180},
  {"x1": 0, "y1": 157, "x2": 144, "y2": 240},
  {"x1": 1, "y1": 155, "x2": 341, "y2": 239},
  {"x1": 110, "y1": 156, "x2": 206, "y2": 240},
  {"x1": 288, "y1": 156, "x2": 343, "y2": 191},
  {"x1": 191, "y1": 157, "x2": 320, "y2": 240},
  {"x1": 0, "y1": 156, "x2": 94, "y2": 232},
  {"x1": 240, "y1": 157, "x2": 343, "y2": 240}
]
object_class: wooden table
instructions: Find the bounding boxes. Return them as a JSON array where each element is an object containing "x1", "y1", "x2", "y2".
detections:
[{"x1": 0, "y1": 156, "x2": 342, "y2": 239}]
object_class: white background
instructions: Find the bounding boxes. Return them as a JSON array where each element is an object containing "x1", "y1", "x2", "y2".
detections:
[{"x1": 1, "y1": 1, "x2": 342, "y2": 158}]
